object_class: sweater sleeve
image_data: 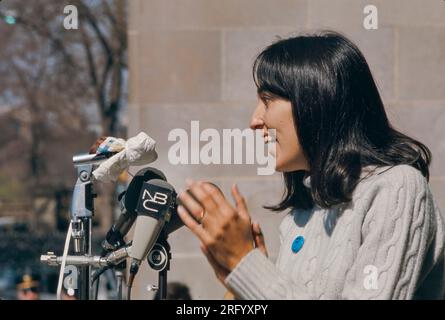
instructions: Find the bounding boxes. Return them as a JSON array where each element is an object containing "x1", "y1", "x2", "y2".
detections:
[
  {"x1": 224, "y1": 248, "x2": 312, "y2": 299},
  {"x1": 341, "y1": 165, "x2": 435, "y2": 299},
  {"x1": 224, "y1": 213, "x2": 312, "y2": 300},
  {"x1": 224, "y1": 165, "x2": 438, "y2": 300}
]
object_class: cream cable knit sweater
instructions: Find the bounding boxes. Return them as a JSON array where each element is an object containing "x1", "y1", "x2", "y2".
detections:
[{"x1": 225, "y1": 165, "x2": 445, "y2": 299}]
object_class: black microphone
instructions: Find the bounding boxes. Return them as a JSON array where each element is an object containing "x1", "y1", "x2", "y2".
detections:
[
  {"x1": 125, "y1": 180, "x2": 222, "y2": 299},
  {"x1": 102, "y1": 167, "x2": 167, "y2": 251},
  {"x1": 129, "y1": 179, "x2": 177, "y2": 271}
]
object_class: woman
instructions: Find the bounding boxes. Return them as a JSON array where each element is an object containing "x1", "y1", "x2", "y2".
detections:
[{"x1": 176, "y1": 31, "x2": 445, "y2": 300}]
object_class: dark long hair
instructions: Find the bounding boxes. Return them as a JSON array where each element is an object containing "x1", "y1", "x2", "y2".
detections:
[{"x1": 254, "y1": 31, "x2": 431, "y2": 211}]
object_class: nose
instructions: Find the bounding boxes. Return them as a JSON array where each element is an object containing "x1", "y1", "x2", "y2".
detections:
[{"x1": 250, "y1": 102, "x2": 265, "y2": 130}]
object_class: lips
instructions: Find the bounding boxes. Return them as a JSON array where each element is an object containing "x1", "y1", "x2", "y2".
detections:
[
  {"x1": 262, "y1": 126, "x2": 278, "y2": 145},
  {"x1": 264, "y1": 133, "x2": 277, "y2": 144}
]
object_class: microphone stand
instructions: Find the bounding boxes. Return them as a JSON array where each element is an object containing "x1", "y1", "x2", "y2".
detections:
[
  {"x1": 41, "y1": 231, "x2": 173, "y2": 300},
  {"x1": 42, "y1": 152, "x2": 176, "y2": 300},
  {"x1": 147, "y1": 232, "x2": 172, "y2": 300},
  {"x1": 41, "y1": 153, "x2": 113, "y2": 300},
  {"x1": 70, "y1": 161, "x2": 93, "y2": 300}
]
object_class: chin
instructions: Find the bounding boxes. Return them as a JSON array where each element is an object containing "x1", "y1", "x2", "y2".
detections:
[
  {"x1": 275, "y1": 159, "x2": 305, "y2": 173},
  {"x1": 275, "y1": 160, "x2": 286, "y2": 172}
]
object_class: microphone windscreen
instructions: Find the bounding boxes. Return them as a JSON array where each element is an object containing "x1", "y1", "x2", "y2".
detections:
[
  {"x1": 131, "y1": 179, "x2": 175, "y2": 262},
  {"x1": 136, "y1": 179, "x2": 175, "y2": 218}
]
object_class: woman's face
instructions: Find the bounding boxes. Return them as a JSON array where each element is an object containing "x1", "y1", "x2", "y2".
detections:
[{"x1": 250, "y1": 93, "x2": 309, "y2": 172}]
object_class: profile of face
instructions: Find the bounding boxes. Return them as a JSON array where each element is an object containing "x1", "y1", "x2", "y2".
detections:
[
  {"x1": 16, "y1": 274, "x2": 41, "y2": 300},
  {"x1": 17, "y1": 287, "x2": 40, "y2": 300},
  {"x1": 250, "y1": 93, "x2": 309, "y2": 172}
]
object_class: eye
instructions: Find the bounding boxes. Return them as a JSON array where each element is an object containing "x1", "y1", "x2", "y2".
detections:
[{"x1": 259, "y1": 93, "x2": 273, "y2": 109}]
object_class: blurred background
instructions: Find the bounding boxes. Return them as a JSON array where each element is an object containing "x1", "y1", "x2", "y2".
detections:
[{"x1": 0, "y1": 0, "x2": 444, "y2": 299}]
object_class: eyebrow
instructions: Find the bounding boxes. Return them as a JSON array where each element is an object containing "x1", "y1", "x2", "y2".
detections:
[{"x1": 257, "y1": 90, "x2": 278, "y2": 101}]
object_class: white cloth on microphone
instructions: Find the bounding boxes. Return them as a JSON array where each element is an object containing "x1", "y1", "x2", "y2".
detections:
[{"x1": 92, "y1": 132, "x2": 158, "y2": 182}]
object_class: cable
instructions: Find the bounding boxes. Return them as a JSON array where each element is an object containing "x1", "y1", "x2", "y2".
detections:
[
  {"x1": 127, "y1": 273, "x2": 135, "y2": 300},
  {"x1": 94, "y1": 271, "x2": 100, "y2": 300},
  {"x1": 56, "y1": 223, "x2": 72, "y2": 300},
  {"x1": 91, "y1": 266, "x2": 111, "y2": 300},
  {"x1": 92, "y1": 266, "x2": 110, "y2": 283},
  {"x1": 127, "y1": 262, "x2": 139, "y2": 300}
]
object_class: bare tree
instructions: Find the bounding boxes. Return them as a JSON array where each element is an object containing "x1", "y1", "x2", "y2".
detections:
[
  {"x1": 0, "y1": 0, "x2": 128, "y2": 232},
  {"x1": 75, "y1": 0, "x2": 128, "y2": 136},
  {"x1": 1, "y1": 0, "x2": 128, "y2": 135}
]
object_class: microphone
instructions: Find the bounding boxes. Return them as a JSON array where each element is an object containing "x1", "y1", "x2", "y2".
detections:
[
  {"x1": 162, "y1": 204, "x2": 184, "y2": 236},
  {"x1": 125, "y1": 180, "x2": 222, "y2": 299},
  {"x1": 129, "y1": 179, "x2": 176, "y2": 273},
  {"x1": 102, "y1": 167, "x2": 167, "y2": 251}
]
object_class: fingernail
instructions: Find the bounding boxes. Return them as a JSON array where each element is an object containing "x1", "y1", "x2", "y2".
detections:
[{"x1": 186, "y1": 178, "x2": 193, "y2": 187}]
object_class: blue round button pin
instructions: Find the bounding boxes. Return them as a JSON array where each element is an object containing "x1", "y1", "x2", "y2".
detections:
[{"x1": 291, "y1": 236, "x2": 305, "y2": 253}]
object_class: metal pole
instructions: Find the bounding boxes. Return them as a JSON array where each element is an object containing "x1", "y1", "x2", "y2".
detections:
[
  {"x1": 78, "y1": 217, "x2": 91, "y2": 300},
  {"x1": 158, "y1": 268, "x2": 168, "y2": 300},
  {"x1": 147, "y1": 236, "x2": 171, "y2": 300},
  {"x1": 70, "y1": 160, "x2": 95, "y2": 300},
  {"x1": 115, "y1": 270, "x2": 124, "y2": 300}
]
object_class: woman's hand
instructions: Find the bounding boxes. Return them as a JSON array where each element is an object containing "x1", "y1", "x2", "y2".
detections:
[
  {"x1": 223, "y1": 221, "x2": 268, "y2": 300},
  {"x1": 177, "y1": 180, "x2": 258, "y2": 282},
  {"x1": 204, "y1": 220, "x2": 269, "y2": 294},
  {"x1": 252, "y1": 221, "x2": 268, "y2": 257}
]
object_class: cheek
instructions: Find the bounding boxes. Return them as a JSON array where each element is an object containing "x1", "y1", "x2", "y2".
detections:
[
  {"x1": 279, "y1": 134, "x2": 300, "y2": 159},
  {"x1": 277, "y1": 115, "x2": 298, "y2": 146},
  {"x1": 276, "y1": 119, "x2": 302, "y2": 161},
  {"x1": 265, "y1": 100, "x2": 303, "y2": 164}
]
